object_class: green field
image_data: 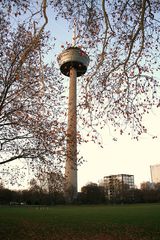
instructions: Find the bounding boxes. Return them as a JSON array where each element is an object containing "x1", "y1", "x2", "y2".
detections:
[{"x1": 0, "y1": 204, "x2": 160, "y2": 240}]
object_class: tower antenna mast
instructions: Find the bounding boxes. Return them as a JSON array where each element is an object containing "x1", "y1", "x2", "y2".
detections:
[{"x1": 72, "y1": 18, "x2": 77, "y2": 46}]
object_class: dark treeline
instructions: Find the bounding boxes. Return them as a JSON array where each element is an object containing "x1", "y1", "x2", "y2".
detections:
[
  {"x1": 1, "y1": 182, "x2": 160, "y2": 205},
  {"x1": 0, "y1": 188, "x2": 65, "y2": 205},
  {"x1": 78, "y1": 183, "x2": 160, "y2": 204}
]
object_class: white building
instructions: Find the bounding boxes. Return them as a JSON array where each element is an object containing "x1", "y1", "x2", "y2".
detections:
[{"x1": 150, "y1": 164, "x2": 160, "y2": 183}]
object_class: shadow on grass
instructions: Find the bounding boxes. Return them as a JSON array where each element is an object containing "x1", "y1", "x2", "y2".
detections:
[{"x1": 1, "y1": 220, "x2": 158, "y2": 240}]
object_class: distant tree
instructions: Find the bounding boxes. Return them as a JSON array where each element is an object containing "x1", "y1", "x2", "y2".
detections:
[
  {"x1": 131, "y1": 188, "x2": 144, "y2": 203},
  {"x1": 140, "y1": 181, "x2": 154, "y2": 190},
  {"x1": 140, "y1": 182, "x2": 160, "y2": 203},
  {"x1": 154, "y1": 183, "x2": 160, "y2": 192},
  {"x1": 0, "y1": 179, "x2": 4, "y2": 189},
  {"x1": 29, "y1": 179, "x2": 41, "y2": 192},
  {"x1": 37, "y1": 170, "x2": 65, "y2": 193},
  {"x1": 35, "y1": 169, "x2": 65, "y2": 203},
  {"x1": 0, "y1": 188, "x2": 12, "y2": 204},
  {"x1": 80, "y1": 182, "x2": 105, "y2": 204},
  {"x1": 141, "y1": 189, "x2": 159, "y2": 203},
  {"x1": 29, "y1": 172, "x2": 65, "y2": 204}
]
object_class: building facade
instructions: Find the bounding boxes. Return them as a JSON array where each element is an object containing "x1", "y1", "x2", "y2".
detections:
[
  {"x1": 150, "y1": 164, "x2": 160, "y2": 183},
  {"x1": 103, "y1": 174, "x2": 134, "y2": 202}
]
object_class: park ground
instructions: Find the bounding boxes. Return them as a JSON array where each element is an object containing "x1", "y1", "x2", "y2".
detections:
[{"x1": 0, "y1": 204, "x2": 160, "y2": 240}]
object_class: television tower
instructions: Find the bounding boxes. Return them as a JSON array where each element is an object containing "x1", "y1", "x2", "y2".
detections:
[{"x1": 57, "y1": 24, "x2": 89, "y2": 202}]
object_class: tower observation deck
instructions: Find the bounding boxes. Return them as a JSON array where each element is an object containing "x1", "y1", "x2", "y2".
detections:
[{"x1": 58, "y1": 47, "x2": 89, "y2": 77}]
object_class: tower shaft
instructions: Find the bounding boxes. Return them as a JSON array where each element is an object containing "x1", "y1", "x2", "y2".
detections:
[
  {"x1": 65, "y1": 67, "x2": 77, "y2": 201},
  {"x1": 57, "y1": 46, "x2": 89, "y2": 202}
]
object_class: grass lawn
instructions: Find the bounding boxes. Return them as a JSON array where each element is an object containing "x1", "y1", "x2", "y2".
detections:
[{"x1": 0, "y1": 204, "x2": 160, "y2": 240}]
